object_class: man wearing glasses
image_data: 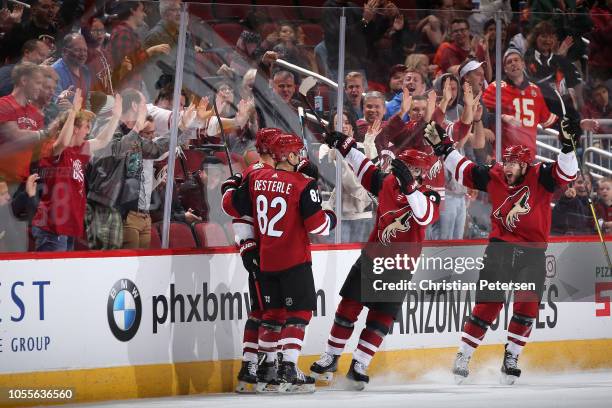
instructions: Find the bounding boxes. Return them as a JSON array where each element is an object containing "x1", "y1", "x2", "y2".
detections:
[
  {"x1": 433, "y1": 18, "x2": 487, "y2": 78},
  {"x1": 52, "y1": 33, "x2": 91, "y2": 104}
]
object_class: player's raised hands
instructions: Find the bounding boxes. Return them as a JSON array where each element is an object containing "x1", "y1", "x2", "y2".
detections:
[
  {"x1": 323, "y1": 130, "x2": 356, "y2": 157},
  {"x1": 391, "y1": 158, "x2": 416, "y2": 195},
  {"x1": 560, "y1": 116, "x2": 581, "y2": 152},
  {"x1": 424, "y1": 121, "x2": 454, "y2": 158}
]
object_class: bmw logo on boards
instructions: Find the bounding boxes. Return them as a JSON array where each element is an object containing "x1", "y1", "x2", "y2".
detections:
[{"x1": 107, "y1": 279, "x2": 142, "y2": 342}]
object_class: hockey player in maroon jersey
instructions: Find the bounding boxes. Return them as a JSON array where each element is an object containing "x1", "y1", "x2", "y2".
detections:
[
  {"x1": 222, "y1": 133, "x2": 335, "y2": 393},
  {"x1": 423, "y1": 119, "x2": 579, "y2": 385},
  {"x1": 233, "y1": 127, "x2": 280, "y2": 393},
  {"x1": 310, "y1": 130, "x2": 440, "y2": 390}
]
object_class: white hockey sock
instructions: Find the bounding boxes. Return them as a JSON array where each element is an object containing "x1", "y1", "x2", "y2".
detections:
[
  {"x1": 243, "y1": 351, "x2": 258, "y2": 363},
  {"x1": 459, "y1": 341, "x2": 476, "y2": 358},
  {"x1": 506, "y1": 341, "x2": 523, "y2": 357},
  {"x1": 282, "y1": 348, "x2": 300, "y2": 364}
]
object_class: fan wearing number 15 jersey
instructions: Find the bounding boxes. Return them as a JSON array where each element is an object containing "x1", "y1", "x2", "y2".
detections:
[{"x1": 482, "y1": 49, "x2": 557, "y2": 155}]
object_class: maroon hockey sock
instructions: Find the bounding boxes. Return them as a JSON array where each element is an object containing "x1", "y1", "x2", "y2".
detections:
[
  {"x1": 281, "y1": 311, "x2": 312, "y2": 364},
  {"x1": 326, "y1": 298, "x2": 363, "y2": 355},
  {"x1": 506, "y1": 311, "x2": 536, "y2": 356},
  {"x1": 259, "y1": 308, "x2": 285, "y2": 362},
  {"x1": 242, "y1": 315, "x2": 260, "y2": 362},
  {"x1": 353, "y1": 310, "x2": 393, "y2": 366},
  {"x1": 460, "y1": 302, "x2": 503, "y2": 355}
]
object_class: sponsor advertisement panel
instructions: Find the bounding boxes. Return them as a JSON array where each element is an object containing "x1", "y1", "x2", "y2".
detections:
[{"x1": 0, "y1": 243, "x2": 611, "y2": 374}]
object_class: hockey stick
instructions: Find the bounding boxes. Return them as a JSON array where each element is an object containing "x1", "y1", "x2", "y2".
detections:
[
  {"x1": 212, "y1": 97, "x2": 234, "y2": 176},
  {"x1": 298, "y1": 76, "x2": 327, "y2": 133},
  {"x1": 299, "y1": 76, "x2": 380, "y2": 207},
  {"x1": 555, "y1": 91, "x2": 612, "y2": 269}
]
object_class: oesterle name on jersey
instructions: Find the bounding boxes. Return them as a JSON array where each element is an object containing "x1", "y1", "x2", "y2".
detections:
[{"x1": 254, "y1": 179, "x2": 293, "y2": 195}]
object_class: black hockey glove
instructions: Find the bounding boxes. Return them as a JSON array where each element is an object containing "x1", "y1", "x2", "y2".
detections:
[
  {"x1": 221, "y1": 173, "x2": 243, "y2": 194},
  {"x1": 297, "y1": 158, "x2": 319, "y2": 180},
  {"x1": 391, "y1": 158, "x2": 417, "y2": 195},
  {"x1": 423, "y1": 121, "x2": 454, "y2": 158},
  {"x1": 324, "y1": 130, "x2": 356, "y2": 157},
  {"x1": 239, "y1": 239, "x2": 260, "y2": 275},
  {"x1": 560, "y1": 116, "x2": 581, "y2": 153}
]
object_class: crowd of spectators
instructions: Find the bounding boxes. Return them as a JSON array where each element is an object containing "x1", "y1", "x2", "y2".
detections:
[{"x1": 0, "y1": 0, "x2": 610, "y2": 252}]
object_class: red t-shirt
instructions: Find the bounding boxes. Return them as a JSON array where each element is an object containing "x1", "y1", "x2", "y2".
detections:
[
  {"x1": 434, "y1": 42, "x2": 487, "y2": 76},
  {"x1": 483, "y1": 80, "x2": 557, "y2": 157},
  {"x1": 32, "y1": 143, "x2": 91, "y2": 237},
  {"x1": 0, "y1": 94, "x2": 44, "y2": 181}
]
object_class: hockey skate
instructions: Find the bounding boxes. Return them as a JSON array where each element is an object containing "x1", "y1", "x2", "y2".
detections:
[
  {"x1": 278, "y1": 361, "x2": 316, "y2": 393},
  {"x1": 235, "y1": 360, "x2": 258, "y2": 393},
  {"x1": 256, "y1": 356, "x2": 280, "y2": 393},
  {"x1": 310, "y1": 352, "x2": 339, "y2": 383},
  {"x1": 500, "y1": 345, "x2": 521, "y2": 385},
  {"x1": 452, "y1": 352, "x2": 471, "y2": 384},
  {"x1": 346, "y1": 359, "x2": 369, "y2": 391}
]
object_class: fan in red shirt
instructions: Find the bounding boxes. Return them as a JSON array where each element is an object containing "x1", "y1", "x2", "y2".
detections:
[
  {"x1": 31, "y1": 89, "x2": 122, "y2": 251},
  {"x1": 482, "y1": 48, "x2": 598, "y2": 156},
  {"x1": 434, "y1": 18, "x2": 488, "y2": 78},
  {"x1": 0, "y1": 62, "x2": 45, "y2": 182},
  {"x1": 222, "y1": 133, "x2": 335, "y2": 393},
  {"x1": 424, "y1": 119, "x2": 579, "y2": 385},
  {"x1": 310, "y1": 130, "x2": 440, "y2": 390}
]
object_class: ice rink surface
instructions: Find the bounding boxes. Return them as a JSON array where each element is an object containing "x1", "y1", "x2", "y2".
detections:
[{"x1": 68, "y1": 369, "x2": 612, "y2": 408}]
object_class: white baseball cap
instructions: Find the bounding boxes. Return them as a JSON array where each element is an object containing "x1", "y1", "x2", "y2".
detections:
[
  {"x1": 459, "y1": 60, "x2": 484, "y2": 79},
  {"x1": 503, "y1": 48, "x2": 523, "y2": 63}
]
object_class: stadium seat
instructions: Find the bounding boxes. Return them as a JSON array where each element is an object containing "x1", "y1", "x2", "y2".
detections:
[
  {"x1": 150, "y1": 226, "x2": 162, "y2": 249},
  {"x1": 256, "y1": 1, "x2": 300, "y2": 20},
  {"x1": 167, "y1": 222, "x2": 198, "y2": 249},
  {"x1": 260, "y1": 22, "x2": 278, "y2": 40},
  {"x1": 194, "y1": 222, "x2": 231, "y2": 247},
  {"x1": 189, "y1": 3, "x2": 213, "y2": 21},
  {"x1": 300, "y1": 23, "x2": 324, "y2": 46},
  {"x1": 184, "y1": 149, "x2": 206, "y2": 173},
  {"x1": 213, "y1": 3, "x2": 252, "y2": 21},
  {"x1": 212, "y1": 23, "x2": 244, "y2": 48},
  {"x1": 298, "y1": 0, "x2": 325, "y2": 21}
]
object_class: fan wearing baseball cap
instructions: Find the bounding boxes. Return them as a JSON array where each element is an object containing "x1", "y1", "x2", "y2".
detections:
[{"x1": 481, "y1": 48, "x2": 563, "y2": 156}]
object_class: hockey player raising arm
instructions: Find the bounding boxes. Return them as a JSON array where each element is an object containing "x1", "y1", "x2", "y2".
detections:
[
  {"x1": 221, "y1": 133, "x2": 335, "y2": 394},
  {"x1": 309, "y1": 129, "x2": 440, "y2": 390},
  {"x1": 423, "y1": 120, "x2": 578, "y2": 385}
]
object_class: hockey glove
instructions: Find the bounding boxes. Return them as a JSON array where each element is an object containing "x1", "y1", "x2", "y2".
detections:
[
  {"x1": 297, "y1": 158, "x2": 319, "y2": 180},
  {"x1": 323, "y1": 209, "x2": 337, "y2": 231},
  {"x1": 324, "y1": 130, "x2": 356, "y2": 157},
  {"x1": 391, "y1": 158, "x2": 417, "y2": 195},
  {"x1": 239, "y1": 239, "x2": 260, "y2": 275},
  {"x1": 423, "y1": 121, "x2": 454, "y2": 158},
  {"x1": 221, "y1": 173, "x2": 243, "y2": 194},
  {"x1": 560, "y1": 116, "x2": 581, "y2": 153}
]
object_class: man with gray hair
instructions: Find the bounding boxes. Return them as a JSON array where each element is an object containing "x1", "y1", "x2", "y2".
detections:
[
  {"x1": 144, "y1": 0, "x2": 199, "y2": 97},
  {"x1": 52, "y1": 33, "x2": 91, "y2": 103}
]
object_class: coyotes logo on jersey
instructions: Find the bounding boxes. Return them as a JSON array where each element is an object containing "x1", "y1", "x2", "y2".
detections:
[
  {"x1": 493, "y1": 186, "x2": 531, "y2": 232},
  {"x1": 427, "y1": 159, "x2": 443, "y2": 181},
  {"x1": 377, "y1": 205, "x2": 413, "y2": 245}
]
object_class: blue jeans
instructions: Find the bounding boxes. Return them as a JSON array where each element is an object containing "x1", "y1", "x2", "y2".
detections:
[
  {"x1": 32, "y1": 227, "x2": 74, "y2": 252},
  {"x1": 439, "y1": 194, "x2": 467, "y2": 240}
]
